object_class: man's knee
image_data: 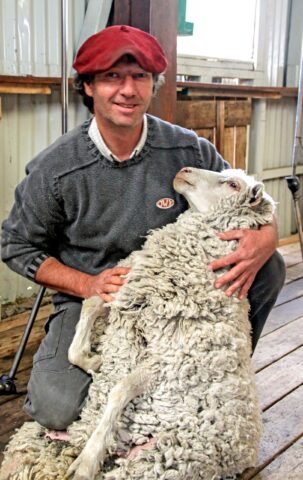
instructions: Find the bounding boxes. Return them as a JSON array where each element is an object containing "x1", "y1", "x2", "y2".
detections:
[
  {"x1": 24, "y1": 367, "x2": 91, "y2": 430},
  {"x1": 249, "y1": 250, "x2": 286, "y2": 308},
  {"x1": 248, "y1": 250, "x2": 286, "y2": 351},
  {"x1": 23, "y1": 301, "x2": 91, "y2": 429}
]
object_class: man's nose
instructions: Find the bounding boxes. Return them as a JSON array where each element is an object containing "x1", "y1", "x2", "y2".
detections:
[{"x1": 119, "y1": 75, "x2": 136, "y2": 96}]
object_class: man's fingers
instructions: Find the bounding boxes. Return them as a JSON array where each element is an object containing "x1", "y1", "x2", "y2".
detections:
[
  {"x1": 214, "y1": 263, "x2": 245, "y2": 289},
  {"x1": 108, "y1": 267, "x2": 130, "y2": 276},
  {"x1": 218, "y1": 229, "x2": 247, "y2": 241},
  {"x1": 100, "y1": 293, "x2": 114, "y2": 303},
  {"x1": 210, "y1": 251, "x2": 242, "y2": 272},
  {"x1": 98, "y1": 283, "x2": 123, "y2": 295},
  {"x1": 108, "y1": 275, "x2": 127, "y2": 286},
  {"x1": 238, "y1": 274, "x2": 255, "y2": 299},
  {"x1": 224, "y1": 272, "x2": 250, "y2": 297}
]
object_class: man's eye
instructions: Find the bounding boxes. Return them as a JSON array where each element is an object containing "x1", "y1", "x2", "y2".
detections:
[
  {"x1": 105, "y1": 72, "x2": 120, "y2": 79},
  {"x1": 133, "y1": 73, "x2": 148, "y2": 79}
]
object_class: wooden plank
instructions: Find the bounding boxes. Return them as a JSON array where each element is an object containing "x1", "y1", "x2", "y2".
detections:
[
  {"x1": 222, "y1": 127, "x2": 235, "y2": 167},
  {"x1": 224, "y1": 100, "x2": 252, "y2": 127},
  {"x1": 0, "y1": 85, "x2": 51, "y2": 95},
  {"x1": 0, "y1": 348, "x2": 35, "y2": 374},
  {"x1": 0, "y1": 396, "x2": 31, "y2": 437},
  {"x1": 194, "y1": 128, "x2": 215, "y2": 143},
  {"x1": 147, "y1": 0, "x2": 178, "y2": 122},
  {"x1": 216, "y1": 100, "x2": 225, "y2": 156},
  {"x1": 274, "y1": 277, "x2": 303, "y2": 306},
  {"x1": 235, "y1": 126, "x2": 247, "y2": 170},
  {"x1": 176, "y1": 81, "x2": 298, "y2": 99},
  {"x1": 250, "y1": 436, "x2": 303, "y2": 479},
  {"x1": 0, "y1": 367, "x2": 31, "y2": 406},
  {"x1": 278, "y1": 241, "x2": 301, "y2": 255},
  {"x1": 285, "y1": 263, "x2": 303, "y2": 284},
  {"x1": 278, "y1": 243, "x2": 302, "y2": 267},
  {"x1": 253, "y1": 317, "x2": 303, "y2": 371},
  {"x1": 176, "y1": 100, "x2": 216, "y2": 128},
  {"x1": 256, "y1": 346, "x2": 303, "y2": 410},
  {"x1": 0, "y1": 323, "x2": 45, "y2": 358},
  {"x1": 0, "y1": 304, "x2": 52, "y2": 334},
  {"x1": 262, "y1": 296, "x2": 303, "y2": 336},
  {"x1": 241, "y1": 386, "x2": 303, "y2": 479},
  {"x1": 278, "y1": 234, "x2": 300, "y2": 247}
]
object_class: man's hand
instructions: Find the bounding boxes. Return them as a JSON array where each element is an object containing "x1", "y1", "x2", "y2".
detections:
[
  {"x1": 208, "y1": 224, "x2": 278, "y2": 299},
  {"x1": 35, "y1": 257, "x2": 130, "y2": 301},
  {"x1": 85, "y1": 267, "x2": 131, "y2": 302}
]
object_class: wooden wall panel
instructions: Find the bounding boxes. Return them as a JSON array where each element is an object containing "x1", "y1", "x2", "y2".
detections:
[
  {"x1": 235, "y1": 126, "x2": 247, "y2": 170},
  {"x1": 176, "y1": 98, "x2": 251, "y2": 169},
  {"x1": 223, "y1": 127, "x2": 235, "y2": 166},
  {"x1": 194, "y1": 128, "x2": 215, "y2": 143},
  {"x1": 176, "y1": 100, "x2": 216, "y2": 128},
  {"x1": 225, "y1": 100, "x2": 252, "y2": 127}
]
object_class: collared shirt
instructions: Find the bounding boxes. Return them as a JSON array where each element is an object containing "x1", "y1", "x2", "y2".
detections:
[{"x1": 88, "y1": 115, "x2": 148, "y2": 161}]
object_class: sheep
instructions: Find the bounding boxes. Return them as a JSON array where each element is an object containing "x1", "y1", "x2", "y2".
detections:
[{"x1": 0, "y1": 167, "x2": 275, "y2": 480}]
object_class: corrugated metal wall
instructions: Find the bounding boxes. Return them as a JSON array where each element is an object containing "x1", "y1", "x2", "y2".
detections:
[
  {"x1": 0, "y1": 0, "x2": 86, "y2": 76},
  {"x1": 0, "y1": 92, "x2": 88, "y2": 303},
  {"x1": 0, "y1": 0, "x2": 90, "y2": 303},
  {"x1": 248, "y1": 0, "x2": 303, "y2": 239}
]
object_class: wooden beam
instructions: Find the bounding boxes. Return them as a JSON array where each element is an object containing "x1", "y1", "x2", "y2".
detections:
[
  {"x1": 177, "y1": 81, "x2": 298, "y2": 99},
  {"x1": 0, "y1": 84, "x2": 51, "y2": 95},
  {"x1": 216, "y1": 100, "x2": 225, "y2": 156},
  {"x1": 112, "y1": 0, "x2": 178, "y2": 123},
  {"x1": 278, "y1": 234, "x2": 300, "y2": 247}
]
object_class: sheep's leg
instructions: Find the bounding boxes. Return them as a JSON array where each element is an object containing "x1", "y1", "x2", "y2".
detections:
[
  {"x1": 68, "y1": 296, "x2": 108, "y2": 372},
  {"x1": 66, "y1": 366, "x2": 157, "y2": 480}
]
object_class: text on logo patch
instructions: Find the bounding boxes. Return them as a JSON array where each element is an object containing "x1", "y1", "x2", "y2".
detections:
[{"x1": 156, "y1": 198, "x2": 175, "y2": 209}]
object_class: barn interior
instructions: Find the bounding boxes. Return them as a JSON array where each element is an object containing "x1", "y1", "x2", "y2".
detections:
[{"x1": 0, "y1": 0, "x2": 303, "y2": 478}]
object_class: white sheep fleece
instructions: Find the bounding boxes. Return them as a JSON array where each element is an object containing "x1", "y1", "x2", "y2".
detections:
[{"x1": 0, "y1": 170, "x2": 275, "y2": 480}]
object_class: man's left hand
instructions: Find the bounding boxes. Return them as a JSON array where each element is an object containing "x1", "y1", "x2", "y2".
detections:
[{"x1": 208, "y1": 224, "x2": 278, "y2": 299}]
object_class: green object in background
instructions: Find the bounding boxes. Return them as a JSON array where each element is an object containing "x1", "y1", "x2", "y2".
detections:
[{"x1": 178, "y1": 0, "x2": 194, "y2": 36}]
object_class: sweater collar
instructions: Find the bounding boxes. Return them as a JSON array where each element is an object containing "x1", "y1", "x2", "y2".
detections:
[{"x1": 88, "y1": 115, "x2": 148, "y2": 162}]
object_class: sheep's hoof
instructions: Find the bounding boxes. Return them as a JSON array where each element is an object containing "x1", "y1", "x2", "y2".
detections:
[
  {"x1": 66, "y1": 453, "x2": 99, "y2": 480},
  {"x1": 71, "y1": 354, "x2": 102, "y2": 373},
  {"x1": 82, "y1": 355, "x2": 102, "y2": 373}
]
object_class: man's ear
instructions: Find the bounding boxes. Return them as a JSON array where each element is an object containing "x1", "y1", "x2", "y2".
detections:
[
  {"x1": 83, "y1": 81, "x2": 93, "y2": 97},
  {"x1": 249, "y1": 182, "x2": 264, "y2": 206}
]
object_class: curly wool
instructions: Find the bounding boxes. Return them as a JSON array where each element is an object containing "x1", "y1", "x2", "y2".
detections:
[{"x1": 0, "y1": 188, "x2": 274, "y2": 480}]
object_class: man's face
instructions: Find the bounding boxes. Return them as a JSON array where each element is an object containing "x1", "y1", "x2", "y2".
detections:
[{"x1": 84, "y1": 60, "x2": 154, "y2": 131}]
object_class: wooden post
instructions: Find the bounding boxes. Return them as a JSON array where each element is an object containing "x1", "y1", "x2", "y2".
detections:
[{"x1": 112, "y1": 0, "x2": 177, "y2": 123}]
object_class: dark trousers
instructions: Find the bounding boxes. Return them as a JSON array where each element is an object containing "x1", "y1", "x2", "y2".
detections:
[{"x1": 24, "y1": 251, "x2": 286, "y2": 430}]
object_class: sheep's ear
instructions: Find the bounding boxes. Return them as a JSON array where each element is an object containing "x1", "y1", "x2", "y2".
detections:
[{"x1": 249, "y1": 182, "x2": 264, "y2": 206}]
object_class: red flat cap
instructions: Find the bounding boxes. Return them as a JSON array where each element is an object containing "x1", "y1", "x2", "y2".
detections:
[{"x1": 73, "y1": 25, "x2": 168, "y2": 74}]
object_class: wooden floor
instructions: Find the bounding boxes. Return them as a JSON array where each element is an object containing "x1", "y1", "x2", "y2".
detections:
[{"x1": 0, "y1": 240, "x2": 302, "y2": 478}]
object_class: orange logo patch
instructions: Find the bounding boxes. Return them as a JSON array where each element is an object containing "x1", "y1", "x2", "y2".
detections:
[{"x1": 156, "y1": 198, "x2": 175, "y2": 209}]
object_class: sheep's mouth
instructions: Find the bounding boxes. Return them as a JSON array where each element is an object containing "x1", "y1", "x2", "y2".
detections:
[{"x1": 174, "y1": 173, "x2": 196, "y2": 187}]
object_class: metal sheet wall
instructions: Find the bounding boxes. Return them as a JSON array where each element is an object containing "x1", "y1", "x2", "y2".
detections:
[
  {"x1": 0, "y1": 92, "x2": 88, "y2": 303},
  {"x1": 0, "y1": 0, "x2": 86, "y2": 76}
]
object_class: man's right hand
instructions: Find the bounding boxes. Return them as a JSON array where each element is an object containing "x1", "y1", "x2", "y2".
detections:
[
  {"x1": 85, "y1": 267, "x2": 131, "y2": 302},
  {"x1": 35, "y1": 257, "x2": 130, "y2": 302}
]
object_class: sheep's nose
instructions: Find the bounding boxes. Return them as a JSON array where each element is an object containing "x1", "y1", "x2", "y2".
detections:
[{"x1": 181, "y1": 167, "x2": 192, "y2": 173}]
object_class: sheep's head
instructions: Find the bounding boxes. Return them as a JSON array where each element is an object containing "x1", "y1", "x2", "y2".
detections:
[{"x1": 173, "y1": 167, "x2": 275, "y2": 215}]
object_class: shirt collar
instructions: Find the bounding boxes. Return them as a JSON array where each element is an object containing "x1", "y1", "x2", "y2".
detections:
[{"x1": 88, "y1": 115, "x2": 148, "y2": 162}]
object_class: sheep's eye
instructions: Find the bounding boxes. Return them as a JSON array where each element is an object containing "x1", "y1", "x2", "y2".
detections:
[{"x1": 228, "y1": 181, "x2": 239, "y2": 190}]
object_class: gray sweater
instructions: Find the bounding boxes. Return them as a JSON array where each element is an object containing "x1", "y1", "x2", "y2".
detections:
[{"x1": 1, "y1": 114, "x2": 229, "y2": 303}]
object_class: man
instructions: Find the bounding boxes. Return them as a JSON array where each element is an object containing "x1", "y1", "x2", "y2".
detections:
[{"x1": 1, "y1": 25, "x2": 285, "y2": 431}]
